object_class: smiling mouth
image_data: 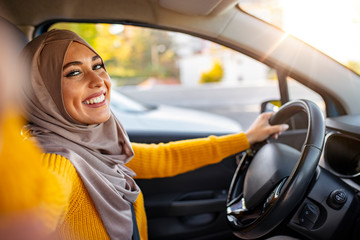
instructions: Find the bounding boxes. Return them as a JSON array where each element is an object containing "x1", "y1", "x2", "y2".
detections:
[{"x1": 82, "y1": 93, "x2": 106, "y2": 105}]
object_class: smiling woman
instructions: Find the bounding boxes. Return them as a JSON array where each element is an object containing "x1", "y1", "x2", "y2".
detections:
[{"x1": 22, "y1": 29, "x2": 142, "y2": 240}]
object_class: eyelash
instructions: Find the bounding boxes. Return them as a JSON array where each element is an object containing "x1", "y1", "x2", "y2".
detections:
[
  {"x1": 65, "y1": 69, "x2": 81, "y2": 77},
  {"x1": 65, "y1": 63, "x2": 105, "y2": 78},
  {"x1": 93, "y1": 62, "x2": 104, "y2": 71}
]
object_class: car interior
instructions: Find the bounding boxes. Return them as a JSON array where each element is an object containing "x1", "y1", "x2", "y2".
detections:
[{"x1": 1, "y1": 0, "x2": 360, "y2": 239}]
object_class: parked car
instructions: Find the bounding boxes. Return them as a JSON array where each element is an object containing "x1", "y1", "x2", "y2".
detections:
[
  {"x1": 110, "y1": 90, "x2": 243, "y2": 136},
  {"x1": 1, "y1": 0, "x2": 360, "y2": 239}
]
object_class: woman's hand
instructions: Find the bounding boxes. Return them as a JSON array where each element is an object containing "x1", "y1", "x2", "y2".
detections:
[{"x1": 245, "y1": 112, "x2": 289, "y2": 145}]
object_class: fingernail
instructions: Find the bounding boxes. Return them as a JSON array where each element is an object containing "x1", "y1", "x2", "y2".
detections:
[{"x1": 281, "y1": 124, "x2": 289, "y2": 131}]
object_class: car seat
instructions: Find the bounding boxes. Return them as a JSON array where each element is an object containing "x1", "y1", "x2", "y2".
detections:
[{"x1": 0, "y1": 16, "x2": 29, "y2": 53}]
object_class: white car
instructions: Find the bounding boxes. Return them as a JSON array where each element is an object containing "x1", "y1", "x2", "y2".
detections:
[{"x1": 110, "y1": 90, "x2": 242, "y2": 135}]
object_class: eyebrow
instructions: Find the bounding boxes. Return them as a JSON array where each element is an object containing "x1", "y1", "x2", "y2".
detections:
[{"x1": 63, "y1": 55, "x2": 101, "y2": 70}]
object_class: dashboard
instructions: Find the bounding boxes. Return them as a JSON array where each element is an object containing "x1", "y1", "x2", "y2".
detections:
[
  {"x1": 324, "y1": 114, "x2": 360, "y2": 187},
  {"x1": 278, "y1": 114, "x2": 360, "y2": 239}
]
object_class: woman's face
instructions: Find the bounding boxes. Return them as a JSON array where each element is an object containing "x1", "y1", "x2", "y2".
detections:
[{"x1": 62, "y1": 42, "x2": 111, "y2": 124}]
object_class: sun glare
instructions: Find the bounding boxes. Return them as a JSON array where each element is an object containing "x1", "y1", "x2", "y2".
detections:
[
  {"x1": 280, "y1": 0, "x2": 360, "y2": 63},
  {"x1": 241, "y1": 0, "x2": 360, "y2": 64}
]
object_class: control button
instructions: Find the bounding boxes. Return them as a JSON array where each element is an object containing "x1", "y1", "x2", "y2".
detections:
[
  {"x1": 298, "y1": 216, "x2": 314, "y2": 229},
  {"x1": 327, "y1": 190, "x2": 347, "y2": 210},
  {"x1": 302, "y1": 203, "x2": 319, "y2": 223},
  {"x1": 298, "y1": 203, "x2": 319, "y2": 230}
]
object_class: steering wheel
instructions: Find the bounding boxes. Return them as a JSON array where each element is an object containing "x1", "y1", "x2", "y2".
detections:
[{"x1": 226, "y1": 99, "x2": 325, "y2": 239}]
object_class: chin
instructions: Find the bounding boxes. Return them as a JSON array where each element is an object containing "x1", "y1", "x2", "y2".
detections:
[{"x1": 93, "y1": 115, "x2": 111, "y2": 124}]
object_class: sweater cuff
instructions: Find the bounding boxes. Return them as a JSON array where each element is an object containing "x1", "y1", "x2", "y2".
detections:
[{"x1": 214, "y1": 132, "x2": 250, "y2": 157}]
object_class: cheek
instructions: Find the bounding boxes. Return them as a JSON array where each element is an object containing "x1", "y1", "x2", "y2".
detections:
[
  {"x1": 106, "y1": 79, "x2": 111, "y2": 89},
  {"x1": 103, "y1": 74, "x2": 112, "y2": 89},
  {"x1": 62, "y1": 92, "x2": 73, "y2": 111},
  {"x1": 105, "y1": 77, "x2": 112, "y2": 98},
  {"x1": 62, "y1": 81, "x2": 82, "y2": 112}
]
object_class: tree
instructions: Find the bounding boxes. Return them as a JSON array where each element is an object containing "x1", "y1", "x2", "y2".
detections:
[
  {"x1": 51, "y1": 23, "x2": 178, "y2": 85},
  {"x1": 199, "y1": 61, "x2": 224, "y2": 84}
]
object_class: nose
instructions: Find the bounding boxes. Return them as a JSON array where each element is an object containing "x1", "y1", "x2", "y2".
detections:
[{"x1": 88, "y1": 71, "x2": 105, "y2": 88}]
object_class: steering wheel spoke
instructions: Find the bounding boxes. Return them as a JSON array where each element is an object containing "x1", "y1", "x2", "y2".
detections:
[
  {"x1": 227, "y1": 196, "x2": 263, "y2": 228},
  {"x1": 262, "y1": 177, "x2": 288, "y2": 211}
]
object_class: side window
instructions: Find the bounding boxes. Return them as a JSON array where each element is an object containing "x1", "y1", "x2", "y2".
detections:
[
  {"x1": 287, "y1": 77, "x2": 326, "y2": 115},
  {"x1": 50, "y1": 23, "x2": 280, "y2": 131}
]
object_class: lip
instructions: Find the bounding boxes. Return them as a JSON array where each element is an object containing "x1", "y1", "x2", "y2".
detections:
[
  {"x1": 82, "y1": 90, "x2": 106, "y2": 102},
  {"x1": 82, "y1": 90, "x2": 108, "y2": 108}
]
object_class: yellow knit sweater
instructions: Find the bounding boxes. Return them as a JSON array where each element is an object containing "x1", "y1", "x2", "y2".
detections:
[
  {"x1": 2, "y1": 113, "x2": 250, "y2": 239},
  {"x1": 0, "y1": 111, "x2": 67, "y2": 233},
  {"x1": 42, "y1": 133, "x2": 250, "y2": 239}
]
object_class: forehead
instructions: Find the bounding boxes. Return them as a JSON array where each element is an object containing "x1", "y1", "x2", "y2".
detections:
[{"x1": 64, "y1": 41, "x2": 97, "y2": 62}]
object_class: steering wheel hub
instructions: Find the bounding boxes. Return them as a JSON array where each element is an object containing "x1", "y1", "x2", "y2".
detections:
[{"x1": 243, "y1": 143, "x2": 300, "y2": 209}]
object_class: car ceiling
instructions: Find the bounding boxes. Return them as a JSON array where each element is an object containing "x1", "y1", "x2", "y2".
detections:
[
  {"x1": 0, "y1": 0, "x2": 237, "y2": 30},
  {"x1": 0, "y1": 0, "x2": 243, "y2": 54}
]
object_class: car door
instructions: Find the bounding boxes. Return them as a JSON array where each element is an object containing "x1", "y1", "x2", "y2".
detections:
[{"x1": 129, "y1": 131, "x2": 240, "y2": 240}]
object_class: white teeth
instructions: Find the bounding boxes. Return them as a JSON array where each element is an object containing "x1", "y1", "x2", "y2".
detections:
[{"x1": 84, "y1": 94, "x2": 105, "y2": 105}]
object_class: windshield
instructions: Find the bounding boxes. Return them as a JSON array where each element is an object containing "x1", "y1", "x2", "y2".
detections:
[{"x1": 239, "y1": 0, "x2": 360, "y2": 75}]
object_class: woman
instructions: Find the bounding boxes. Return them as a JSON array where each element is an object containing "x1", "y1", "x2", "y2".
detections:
[{"x1": 21, "y1": 29, "x2": 288, "y2": 240}]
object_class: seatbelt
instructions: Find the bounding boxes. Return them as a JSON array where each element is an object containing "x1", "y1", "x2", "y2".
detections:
[{"x1": 131, "y1": 204, "x2": 141, "y2": 240}]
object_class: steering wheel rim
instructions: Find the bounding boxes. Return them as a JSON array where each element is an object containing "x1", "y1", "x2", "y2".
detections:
[{"x1": 227, "y1": 99, "x2": 325, "y2": 239}]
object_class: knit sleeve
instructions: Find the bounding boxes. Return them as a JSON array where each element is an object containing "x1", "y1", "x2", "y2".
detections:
[
  {"x1": 127, "y1": 132, "x2": 250, "y2": 179},
  {"x1": 0, "y1": 112, "x2": 69, "y2": 233}
]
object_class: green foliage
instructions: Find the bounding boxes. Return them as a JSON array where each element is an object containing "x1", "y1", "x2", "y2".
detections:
[
  {"x1": 199, "y1": 61, "x2": 224, "y2": 84},
  {"x1": 50, "y1": 23, "x2": 179, "y2": 86},
  {"x1": 51, "y1": 23, "x2": 98, "y2": 47}
]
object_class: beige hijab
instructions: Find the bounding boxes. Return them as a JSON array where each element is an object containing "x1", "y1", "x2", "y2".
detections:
[{"x1": 21, "y1": 29, "x2": 140, "y2": 240}]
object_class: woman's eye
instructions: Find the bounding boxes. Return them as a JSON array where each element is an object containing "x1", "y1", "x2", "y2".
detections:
[
  {"x1": 65, "y1": 70, "x2": 81, "y2": 77},
  {"x1": 93, "y1": 63, "x2": 104, "y2": 70}
]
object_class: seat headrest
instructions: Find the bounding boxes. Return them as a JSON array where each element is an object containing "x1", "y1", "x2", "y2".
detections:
[{"x1": 0, "y1": 16, "x2": 29, "y2": 54}]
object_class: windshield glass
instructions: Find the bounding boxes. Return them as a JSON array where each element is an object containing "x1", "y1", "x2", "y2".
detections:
[{"x1": 239, "y1": 0, "x2": 360, "y2": 74}]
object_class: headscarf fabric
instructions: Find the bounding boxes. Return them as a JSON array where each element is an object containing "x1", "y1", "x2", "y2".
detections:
[{"x1": 21, "y1": 29, "x2": 140, "y2": 240}]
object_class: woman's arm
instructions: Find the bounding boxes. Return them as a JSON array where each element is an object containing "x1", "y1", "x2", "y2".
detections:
[
  {"x1": 126, "y1": 112, "x2": 288, "y2": 179},
  {"x1": 127, "y1": 133, "x2": 250, "y2": 179},
  {"x1": 0, "y1": 113, "x2": 69, "y2": 236}
]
